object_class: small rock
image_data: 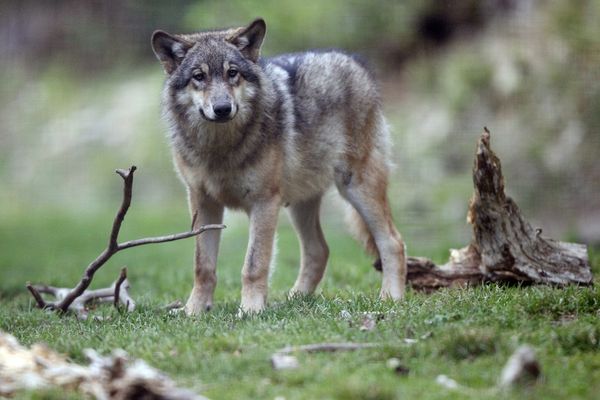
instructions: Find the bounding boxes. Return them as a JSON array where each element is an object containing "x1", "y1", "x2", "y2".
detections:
[
  {"x1": 386, "y1": 358, "x2": 409, "y2": 375},
  {"x1": 271, "y1": 354, "x2": 299, "y2": 370},
  {"x1": 420, "y1": 331, "x2": 433, "y2": 340},
  {"x1": 339, "y1": 310, "x2": 352, "y2": 320},
  {"x1": 499, "y1": 345, "x2": 540, "y2": 387},
  {"x1": 436, "y1": 374, "x2": 460, "y2": 390},
  {"x1": 360, "y1": 314, "x2": 376, "y2": 331},
  {"x1": 386, "y1": 357, "x2": 401, "y2": 369}
]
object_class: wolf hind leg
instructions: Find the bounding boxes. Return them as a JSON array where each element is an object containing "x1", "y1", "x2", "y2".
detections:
[
  {"x1": 335, "y1": 161, "x2": 406, "y2": 300},
  {"x1": 346, "y1": 205, "x2": 380, "y2": 267},
  {"x1": 288, "y1": 195, "x2": 329, "y2": 295}
]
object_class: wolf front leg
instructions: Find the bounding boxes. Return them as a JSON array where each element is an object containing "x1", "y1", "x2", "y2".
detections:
[
  {"x1": 185, "y1": 188, "x2": 224, "y2": 316},
  {"x1": 240, "y1": 197, "x2": 281, "y2": 314}
]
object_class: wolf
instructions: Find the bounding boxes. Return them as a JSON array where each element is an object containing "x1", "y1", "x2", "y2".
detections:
[{"x1": 151, "y1": 18, "x2": 406, "y2": 315}]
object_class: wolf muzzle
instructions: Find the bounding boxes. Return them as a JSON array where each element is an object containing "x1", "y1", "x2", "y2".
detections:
[{"x1": 200, "y1": 99, "x2": 235, "y2": 123}]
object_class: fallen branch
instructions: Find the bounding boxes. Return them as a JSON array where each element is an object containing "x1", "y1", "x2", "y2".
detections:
[
  {"x1": 0, "y1": 331, "x2": 207, "y2": 399},
  {"x1": 25, "y1": 282, "x2": 46, "y2": 309},
  {"x1": 405, "y1": 128, "x2": 593, "y2": 290},
  {"x1": 26, "y1": 166, "x2": 225, "y2": 317},
  {"x1": 275, "y1": 342, "x2": 380, "y2": 355},
  {"x1": 28, "y1": 268, "x2": 134, "y2": 319}
]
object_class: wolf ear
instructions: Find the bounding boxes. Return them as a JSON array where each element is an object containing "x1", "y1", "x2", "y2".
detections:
[
  {"x1": 151, "y1": 31, "x2": 193, "y2": 74},
  {"x1": 227, "y1": 18, "x2": 266, "y2": 62}
]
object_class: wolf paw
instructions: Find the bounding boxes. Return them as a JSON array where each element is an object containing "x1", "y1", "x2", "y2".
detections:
[
  {"x1": 184, "y1": 302, "x2": 212, "y2": 316},
  {"x1": 379, "y1": 287, "x2": 405, "y2": 301},
  {"x1": 184, "y1": 296, "x2": 213, "y2": 316},
  {"x1": 237, "y1": 297, "x2": 266, "y2": 318},
  {"x1": 287, "y1": 286, "x2": 309, "y2": 299}
]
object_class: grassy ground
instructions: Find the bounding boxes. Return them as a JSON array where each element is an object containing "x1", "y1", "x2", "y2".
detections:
[{"x1": 1, "y1": 207, "x2": 599, "y2": 399}]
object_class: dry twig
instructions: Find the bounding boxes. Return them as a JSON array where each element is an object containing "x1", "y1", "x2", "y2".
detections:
[
  {"x1": 275, "y1": 342, "x2": 380, "y2": 354},
  {"x1": 113, "y1": 267, "x2": 128, "y2": 310},
  {"x1": 26, "y1": 166, "x2": 225, "y2": 317}
]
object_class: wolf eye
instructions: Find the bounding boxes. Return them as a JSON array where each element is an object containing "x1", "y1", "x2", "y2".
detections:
[
  {"x1": 227, "y1": 68, "x2": 238, "y2": 78},
  {"x1": 192, "y1": 72, "x2": 206, "y2": 82}
]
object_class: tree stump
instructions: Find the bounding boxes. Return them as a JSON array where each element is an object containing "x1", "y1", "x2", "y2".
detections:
[{"x1": 406, "y1": 128, "x2": 593, "y2": 290}]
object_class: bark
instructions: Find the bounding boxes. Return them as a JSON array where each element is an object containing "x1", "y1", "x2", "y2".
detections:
[{"x1": 406, "y1": 128, "x2": 593, "y2": 290}]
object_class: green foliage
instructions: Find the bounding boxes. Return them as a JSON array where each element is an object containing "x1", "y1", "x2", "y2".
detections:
[
  {"x1": 438, "y1": 327, "x2": 503, "y2": 360},
  {"x1": 550, "y1": 0, "x2": 600, "y2": 57},
  {"x1": 553, "y1": 322, "x2": 600, "y2": 355},
  {"x1": 440, "y1": 54, "x2": 492, "y2": 113},
  {"x1": 183, "y1": 0, "x2": 428, "y2": 56},
  {"x1": 522, "y1": 285, "x2": 600, "y2": 318}
]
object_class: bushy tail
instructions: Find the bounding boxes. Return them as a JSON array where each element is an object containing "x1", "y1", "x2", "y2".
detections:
[{"x1": 345, "y1": 205, "x2": 382, "y2": 271}]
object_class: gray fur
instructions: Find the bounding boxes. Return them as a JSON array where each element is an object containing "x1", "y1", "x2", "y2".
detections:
[{"x1": 152, "y1": 19, "x2": 406, "y2": 314}]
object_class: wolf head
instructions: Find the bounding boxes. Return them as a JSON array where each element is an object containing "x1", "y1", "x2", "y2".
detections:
[{"x1": 152, "y1": 19, "x2": 266, "y2": 124}]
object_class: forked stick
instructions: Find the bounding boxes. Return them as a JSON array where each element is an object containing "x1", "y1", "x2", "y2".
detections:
[{"x1": 26, "y1": 166, "x2": 225, "y2": 315}]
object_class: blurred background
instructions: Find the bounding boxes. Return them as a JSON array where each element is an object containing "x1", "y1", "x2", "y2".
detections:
[{"x1": 1, "y1": 0, "x2": 599, "y2": 263}]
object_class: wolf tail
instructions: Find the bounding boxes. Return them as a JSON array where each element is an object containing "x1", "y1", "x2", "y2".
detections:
[{"x1": 345, "y1": 205, "x2": 382, "y2": 271}]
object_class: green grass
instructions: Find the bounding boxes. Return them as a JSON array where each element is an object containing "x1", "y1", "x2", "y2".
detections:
[{"x1": 1, "y1": 208, "x2": 599, "y2": 399}]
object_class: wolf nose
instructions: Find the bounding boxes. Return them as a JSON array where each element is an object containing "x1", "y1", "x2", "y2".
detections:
[{"x1": 213, "y1": 103, "x2": 232, "y2": 118}]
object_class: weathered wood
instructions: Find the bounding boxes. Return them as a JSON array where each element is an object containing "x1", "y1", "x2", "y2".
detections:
[
  {"x1": 406, "y1": 128, "x2": 593, "y2": 290},
  {"x1": 0, "y1": 332, "x2": 207, "y2": 399}
]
